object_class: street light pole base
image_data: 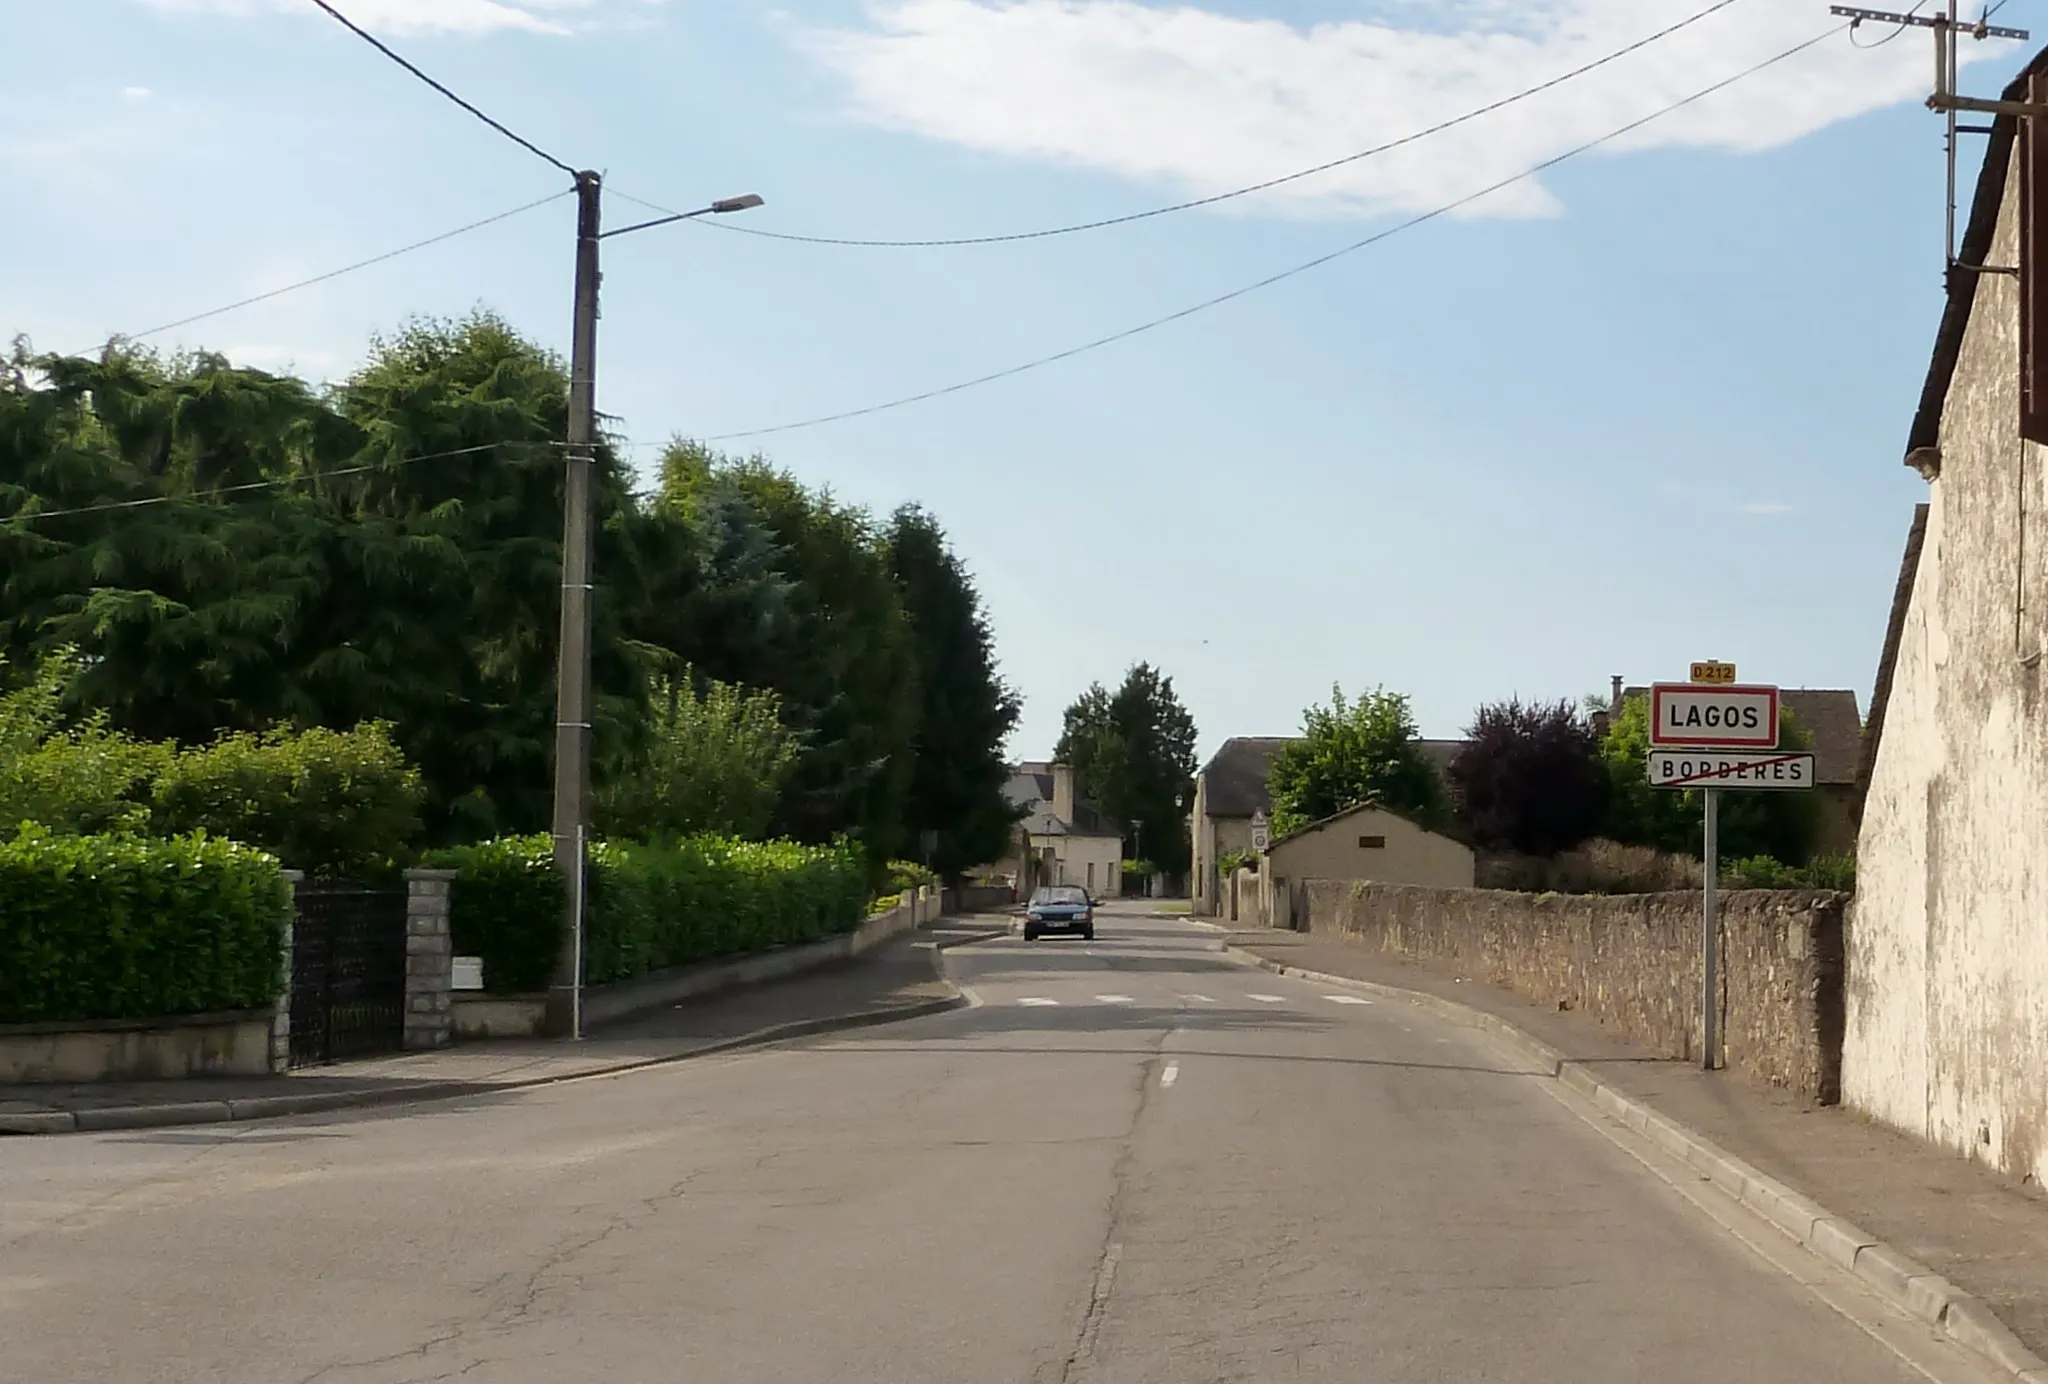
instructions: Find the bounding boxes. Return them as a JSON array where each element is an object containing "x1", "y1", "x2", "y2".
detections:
[{"x1": 542, "y1": 984, "x2": 583, "y2": 1040}]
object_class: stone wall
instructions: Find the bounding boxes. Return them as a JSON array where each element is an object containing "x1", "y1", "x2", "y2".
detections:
[
  {"x1": 1298, "y1": 881, "x2": 1847, "y2": 1103},
  {"x1": 0, "y1": 1011, "x2": 278, "y2": 1083}
]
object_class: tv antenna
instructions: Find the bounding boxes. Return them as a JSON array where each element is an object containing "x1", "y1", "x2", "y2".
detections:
[{"x1": 1832, "y1": 4, "x2": 2030, "y2": 273}]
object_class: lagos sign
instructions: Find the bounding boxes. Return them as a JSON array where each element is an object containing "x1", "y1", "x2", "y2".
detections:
[{"x1": 1649, "y1": 683, "x2": 1780, "y2": 750}]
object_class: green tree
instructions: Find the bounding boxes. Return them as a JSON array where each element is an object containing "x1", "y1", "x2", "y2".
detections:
[
  {"x1": 1054, "y1": 663, "x2": 1198, "y2": 874},
  {"x1": 1448, "y1": 698, "x2": 1607, "y2": 855},
  {"x1": 0, "y1": 318, "x2": 640, "y2": 844},
  {"x1": 656, "y1": 444, "x2": 917, "y2": 863},
  {"x1": 595, "y1": 672, "x2": 799, "y2": 841},
  {"x1": 1598, "y1": 696, "x2": 1821, "y2": 865},
  {"x1": 885, "y1": 506, "x2": 1023, "y2": 881},
  {"x1": 1266, "y1": 685, "x2": 1448, "y2": 836}
]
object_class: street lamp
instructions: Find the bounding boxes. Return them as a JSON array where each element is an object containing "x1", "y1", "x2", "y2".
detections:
[{"x1": 546, "y1": 175, "x2": 765, "y2": 1041}]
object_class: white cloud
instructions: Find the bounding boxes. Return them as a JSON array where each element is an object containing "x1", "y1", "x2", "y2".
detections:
[
  {"x1": 121, "y1": 86, "x2": 153, "y2": 101},
  {"x1": 1741, "y1": 501, "x2": 1795, "y2": 517},
  {"x1": 808, "y1": 0, "x2": 2002, "y2": 220},
  {"x1": 137, "y1": 0, "x2": 601, "y2": 36}
]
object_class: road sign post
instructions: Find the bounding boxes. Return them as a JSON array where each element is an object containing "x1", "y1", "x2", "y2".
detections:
[
  {"x1": 1250, "y1": 809, "x2": 1269, "y2": 854},
  {"x1": 1648, "y1": 669, "x2": 1811, "y2": 1073},
  {"x1": 1702, "y1": 787, "x2": 1718, "y2": 1072}
]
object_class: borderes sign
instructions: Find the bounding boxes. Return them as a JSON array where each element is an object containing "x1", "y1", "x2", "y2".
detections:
[
  {"x1": 1648, "y1": 749, "x2": 1815, "y2": 791},
  {"x1": 1649, "y1": 683, "x2": 1779, "y2": 749}
]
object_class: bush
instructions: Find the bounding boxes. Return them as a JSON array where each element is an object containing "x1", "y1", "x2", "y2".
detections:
[
  {"x1": 1725, "y1": 853, "x2": 1856, "y2": 891},
  {"x1": 0, "y1": 727, "x2": 169, "y2": 835},
  {"x1": 1448, "y1": 698, "x2": 1606, "y2": 855},
  {"x1": 0, "y1": 651, "x2": 169, "y2": 833},
  {"x1": 430, "y1": 835, "x2": 564, "y2": 995},
  {"x1": 1218, "y1": 849, "x2": 1258, "y2": 876},
  {"x1": 0, "y1": 828, "x2": 291, "y2": 1024},
  {"x1": 880, "y1": 859, "x2": 935, "y2": 895},
  {"x1": 583, "y1": 837, "x2": 869, "y2": 984},
  {"x1": 1, "y1": 653, "x2": 423, "y2": 876},
  {"x1": 595, "y1": 672, "x2": 799, "y2": 842},
  {"x1": 1480, "y1": 838, "x2": 1702, "y2": 894},
  {"x1": 152, "y1": 723, "x2": 423, "y2": 877},
  {"x1": 432, "y1": 834, "x2": 870, "y2": 994}
]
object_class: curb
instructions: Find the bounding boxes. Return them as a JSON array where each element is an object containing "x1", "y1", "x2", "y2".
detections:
[
  {"x1": 1220, "y1": 945, "x2": 2048, "y2": 1383},
  {"x1": 1, "y1": 941, "x2": 976, "y2": 1138}
]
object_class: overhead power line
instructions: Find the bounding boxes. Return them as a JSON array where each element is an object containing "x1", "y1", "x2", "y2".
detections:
[
  {"x1": 700, "y1": 24, "x2": 1845, "y2": 443},
  {"x1": 305, "y1": 0, "x2": 579, "y2": 177},
  {"x1": 3, "y1": 441, "x2": 567, "y2": 526},
  {"x1": 78, "y1": 190, "x2": 574, "y2": 353},
  {"x1": 613, "y1": 0, "x2": 1747, "y2": 249}
]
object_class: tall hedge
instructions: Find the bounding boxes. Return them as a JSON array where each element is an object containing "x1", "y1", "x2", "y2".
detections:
[
  {"x1": 431, "y1": 834, "x2": 869, "y2": 994},
  {"x1": 0, "y1": 829, "x2": 291, "y2": 1024}
]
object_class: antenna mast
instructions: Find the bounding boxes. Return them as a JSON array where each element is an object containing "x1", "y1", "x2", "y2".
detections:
[{"x1": 1832, "y1": 4, "x2": 2030, "y2": 272}]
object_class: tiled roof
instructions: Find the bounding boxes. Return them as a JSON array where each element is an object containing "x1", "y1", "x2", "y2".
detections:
[
  {"x1": 1417, "y1": 739, "x2": 1467, "y2": 776},
  {"x1": 1198, "y1": 737, "x2": 1293, "y2": 818},
  {"x1": 1199, "y1": 736, "x2": 1466, "y2": 819}
]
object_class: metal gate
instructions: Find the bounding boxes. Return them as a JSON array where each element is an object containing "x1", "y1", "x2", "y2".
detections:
[{"x1": 290, "y1": 881, "x2": 408, "y2": 1067}]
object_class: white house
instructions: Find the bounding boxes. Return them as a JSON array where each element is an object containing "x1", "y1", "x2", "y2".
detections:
[{"x1": 1005, "y1": 762, "x2": 1123, "y2": 899}]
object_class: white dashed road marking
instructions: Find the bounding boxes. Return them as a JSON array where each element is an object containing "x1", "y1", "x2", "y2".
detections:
[
  {"x1": 1160, "y1": 1062, "x2": 1179, "y2": 1088},
  {"x1": 1018, "y1": 997, "x2": 1060, "y2": 1007},
  {"x1": 1095, "y1": 994, "x2": 1135, "y2": 1004},
  {"x1": 1179, "y1": 994, "x2": 1216, "y2": 1003},
  {"x1": 1247, "y1": 994, "x2": 1286, "y2": 1004},
  {"x1": 1324, "y1": 995, "x2": 1372, "y2": 1005}
]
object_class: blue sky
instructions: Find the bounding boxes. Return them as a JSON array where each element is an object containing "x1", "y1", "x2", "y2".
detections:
[{"x1": 4, "y1": 1, "x2": 2033, "y2": 762}]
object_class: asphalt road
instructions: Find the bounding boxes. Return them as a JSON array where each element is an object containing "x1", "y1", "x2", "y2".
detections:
[{"x1": 0, "y1": 905, "x2": 2005, "y2": 1383}]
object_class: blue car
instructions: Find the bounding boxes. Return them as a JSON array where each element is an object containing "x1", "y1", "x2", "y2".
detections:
[{"x1": 1023, "y1": 885, "x2": 1095, "y2": 941}]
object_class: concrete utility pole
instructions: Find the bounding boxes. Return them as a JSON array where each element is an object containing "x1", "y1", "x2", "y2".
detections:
[{"x1": 544, "y1": 177, "x2": 764, "y2": 1040}]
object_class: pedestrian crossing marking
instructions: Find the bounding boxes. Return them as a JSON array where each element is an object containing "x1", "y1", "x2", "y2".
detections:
[
  {"x1": 1247, "y1": 993, "x2": 1286, "y2": 1003},
  {"x1": 1018, "y1": 997, "x2": 1060, "y2": 1006}
]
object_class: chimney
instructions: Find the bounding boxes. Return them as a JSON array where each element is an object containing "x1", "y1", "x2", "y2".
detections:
[
  {"x1": 1051, "y1": 763, "x2": 1077, "y2": 824},
  {"x1": 1610, "y1": 675, "x2": 1623, "y2": 717}
]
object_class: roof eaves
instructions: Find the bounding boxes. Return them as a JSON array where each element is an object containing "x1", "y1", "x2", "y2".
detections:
[
  {"x1": 1265, "y1": 800, "x2": 1472, "y2": 852},
  {"x1": 1906, "y1": 46, "x2": 2048, "y2": 473},
  {"x1": 1859, "y1": 503, "x2": 1932, "y2": 821}
]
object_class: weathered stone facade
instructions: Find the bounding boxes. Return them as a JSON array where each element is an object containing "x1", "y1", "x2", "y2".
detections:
[
  {"x1": 1852, "y1": 70, "x2": 2048, "y2": 1184},
  {"x1": 403, "y1": 869, "x2": 457, "y2": 1052},
  {"x1": 1298, "y1": 881, "x2": 1846, "y2": 1103}
]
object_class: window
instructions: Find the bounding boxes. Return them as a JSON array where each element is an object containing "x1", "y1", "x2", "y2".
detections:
[
  {"x1": 2023, "y1": 79, "x2": 2048, "y2": 443},
  {"x1": 1086, "y1": 861, "x2": 1095, "y2": 891},
  {"x1": 1358, "y1": 835, "x2": 1387, "y2": 849}
]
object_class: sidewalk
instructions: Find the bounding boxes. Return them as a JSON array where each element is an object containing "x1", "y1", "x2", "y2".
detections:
[
  {"x1": 1221, "y1": 925, "x2": 2048, "y2": 1368},
  {"x1": 0, "y1": 916, "x2": 1007, "y2": 1136}
]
